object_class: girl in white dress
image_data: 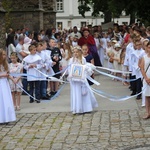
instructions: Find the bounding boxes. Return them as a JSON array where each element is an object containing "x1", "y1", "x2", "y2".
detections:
[
  {"x1": 0, "y1": 49, "x2": 16, "y2": 124},
  {"x1": 140, "y1": 41, "x2": 150, "y2": 119},
  {"x1": 9, "y1": 52, "x2": 23, "y2": 110},
  {"x1": 61, "y1": 42, "x2": 72, "y2": 70},
  {"x1": 112, "y1": 43, "x2": 122, "y2": 79},
  {"x1": 68, "y1": 46, "x2": 98, "y2": 114}
]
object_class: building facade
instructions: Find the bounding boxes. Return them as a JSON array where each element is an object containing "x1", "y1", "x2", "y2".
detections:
[
  {"x1": 56, "y1": 0, "x2": 130, "y2": 30},
  {"x1": 4, "y1": 0, "x2": 56, "y2": 31}
]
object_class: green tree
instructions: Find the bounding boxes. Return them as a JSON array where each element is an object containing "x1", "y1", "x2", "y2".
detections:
[
  {"x1": 78, "y1": 0, "x2": 112, "y2": 23},
  {"x1": 78, "y1": 0, "x2": 150, "y2": 25}
]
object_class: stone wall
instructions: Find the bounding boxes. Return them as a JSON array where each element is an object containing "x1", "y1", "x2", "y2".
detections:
[
  {"x1": 0, "y1": 13, "x2": 6, "y2": 49},
  {"x1": 7, "y1": 0, "x2": 56, "y2": 31},
  {"x1": 0, "y1": 3, "x2": 6, "y2": 49}
]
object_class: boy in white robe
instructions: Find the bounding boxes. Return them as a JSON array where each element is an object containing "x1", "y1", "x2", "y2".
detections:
[
  {"x1": 23, "y1": 45, "x2": 43, "y2": 103},
  {"x1": 131, "y1": 40, "x2": 145, "y2": 99},
  {"x1": 36, "y1": 42, "x2": 50, "y2": 100}
]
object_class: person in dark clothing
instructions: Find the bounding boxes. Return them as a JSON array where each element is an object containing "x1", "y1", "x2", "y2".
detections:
[{"x1": 48, "y1": 38, "x2": 62, "y2": 97}]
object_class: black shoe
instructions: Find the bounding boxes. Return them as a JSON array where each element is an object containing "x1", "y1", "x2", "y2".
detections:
[
  {"x1": 46, "y1": 94, "x2": 50, "y2": 97},
  {"x1": 136, "y1": 96, "x2": 141, "y2": 100},
  {"x1": 54, "y1": 91, "x2": 57, "y2": 95},
  {"x1": 42, "y1": 96, "x2": 49, "y2": 100},
  {"x1": 35, "y1": 100, "x2": 40, "y2": 103},
  {"x1": 131, "y1": 92, "x2": 136, "y2": 96},
  {"x1": 29, "y1": 100, "x2": 34, "y2": 103},
  {"x1": 129, "y1": 86, "x2": 132, "y2": 89},
  {"x1": 22, "y1": 92, "x2": 27, "y2": 95},
  {"x1": 49, "y1": 91, "x2": 54, "y2": 95}
]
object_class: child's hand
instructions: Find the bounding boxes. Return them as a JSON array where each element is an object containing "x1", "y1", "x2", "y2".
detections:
[
  {"x1": 2, "y1": 73, "x2": 9, "y2": 78},
  {"x1": 29, "y1": 64, "x2": 36, "y2": 68},
  {"x1": 32, "y1": 64, "x2": 37, "y2": 68},
  {"x1": 52, "y1": 61, "x2": 56, "y2": 66},
  {"x1": 145, "y1": 78, "x2": 150, "y2": 85},
  {"x1": 29, "y1": 64, "x2": 33, "y2": 68},
  {"x1": 53, "y1": 56, "x2": 59, "y2": 61},
  {"x1": 13, "y1": 78, "x2": 18, "y2": 84}
]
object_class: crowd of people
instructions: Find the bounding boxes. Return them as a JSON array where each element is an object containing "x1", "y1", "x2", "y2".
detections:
[{"x1": 1, "y1": 23, "x2": 150, "y2": 124}]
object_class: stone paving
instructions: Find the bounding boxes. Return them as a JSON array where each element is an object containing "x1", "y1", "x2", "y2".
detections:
[
  {"x1": 0, "y1": 107, "x2": 150, "y2": 150},
  {"x1": 1, "y1": 74, "x2": 150, "y2": 150}
]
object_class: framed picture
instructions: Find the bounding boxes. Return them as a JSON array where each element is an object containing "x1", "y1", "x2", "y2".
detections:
[{"x1": 70, "y1": 64, "x2": 85, "y2": 79}]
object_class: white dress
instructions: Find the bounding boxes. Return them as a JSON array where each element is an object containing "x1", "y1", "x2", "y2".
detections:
[
  {"x1": 0, "y1": 66, "x2": 16, "y2": 123},
  {"x1": 9, "y1": 63, "x2": 23, "y2": 92},
  {"x1": 113, "y1": 49, "x2": 121, "y2": 70},
  {"x1": 143, "y1": 55, "x2": 150, "y2": 96},
  {"x1": 68, "y1": 57, "x2": 98, "y2": 114}
]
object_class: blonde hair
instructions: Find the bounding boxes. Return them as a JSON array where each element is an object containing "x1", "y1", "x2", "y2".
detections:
[
  {"x1": 63, "y1": 42, "x2": 72, "y2": 59},
  {"x1": 10, "y1": 52, "x2": 18, "y2": 58},
  {"x1": 28, "y1": 45, "x2": 36, "y2": 52},
  {"x1": 73, "y1": 46, "x2": 83, "y2": 64},
  {"x1": 0, "y1": 49, "x2": 8, "y2": 72}
]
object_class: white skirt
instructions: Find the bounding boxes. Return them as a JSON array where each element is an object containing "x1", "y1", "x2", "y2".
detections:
[
  {"x1": 0, "y1": 78, "x2": 16, "y2": 123},
  {"x1": 143, "y1": 80, "x2": 150, "y2": 97}
]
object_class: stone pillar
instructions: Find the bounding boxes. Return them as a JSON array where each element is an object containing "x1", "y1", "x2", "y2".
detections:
[
  {"x1": 0, "y1": 2, "x2": 6, "y2": 49},
  {"x1": 38, "y1": 0, "x2": 44, "y2": 30}
]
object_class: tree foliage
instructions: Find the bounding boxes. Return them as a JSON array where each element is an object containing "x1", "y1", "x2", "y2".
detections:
[{"x1": 78, "y1": 0, "x2": 150, "y2": 25}]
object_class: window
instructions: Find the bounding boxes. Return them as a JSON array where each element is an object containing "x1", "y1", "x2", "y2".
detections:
[
  {"x1": 81, "y1": 22, "x2": 86, "y2": 27},
  {"x1": 56, "y1": 0, "x2": 63, "y2": 11},
  {"x1": 68, "y1": 21, "x2": 72, "y2": 28},
  {"x1": 57, "y1": 22, "x2": 63, "y2": 30},
  {"x1": 122, "y1": 22, "x2": 128, "y2": 25},
  {"x1": 79, "y1": 1, "x2": 86, "y2": 5}
]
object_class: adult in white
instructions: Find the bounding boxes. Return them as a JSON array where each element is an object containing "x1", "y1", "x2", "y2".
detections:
[
  {"x1": 69, "y1": 26, "x2": 82, "y2": 40},
  {"x1": 131, "y1": 40, "x2": 145, "y2": 99},
  {"x1": 23, "y1": 36, "x2": 32, "y2": 55},
  {"x1": 16, "y1": 35, "x2": 29, "y2": 94}
]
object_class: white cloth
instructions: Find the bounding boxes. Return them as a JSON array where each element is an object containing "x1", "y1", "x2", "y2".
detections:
[
  {"x1": 131, "y1": 48, "x2": 145, "y2": 78},
  {"x1": 112, "y1": 49, "x2": 122, "y2": 70},
  {"x1": 9, "y1": 63, "x2": 23, "y2": 92},
  {"x1": 124, "y1": 42, "x2": 134, "y2": 71},
  {"x1": 42, "y1": 50, "x2": 55, "y2": 76},
  {"x1": 143, "y1": 55, "x2": 150, "y2": 96},
  {"x1": 69, "y1": 32, "x2": 82, "y2": 39},
  {"x1": 106, "y1": 47, "x2": 114, "y2": 69},
  {"x1": 68, "y1": 57, "x2": 98, "y2": 114},
  {"x1": 23, "y1": 54, "x2": 43, "y2": 81},
  {"x1": 0, "y1": 70, "x2": 16, "y2": 123},
  {"x1": 37, "y1": 51, "x2": 50, "y2": 80},
  {"x1": 23, "y1": 43, "x2": 30, "y2": 55},
  {"x1": 16, "y1": 43, "x2": 24, "y2": 61},
  {"x1": 8, "y1": 44, "x2": 16, "y2": 58}
]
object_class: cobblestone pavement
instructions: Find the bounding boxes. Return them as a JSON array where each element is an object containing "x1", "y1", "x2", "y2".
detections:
[
  {"x1": 0, "y1": 106, "x2": 150, "y2": 150},
  {"x1": 1, "y1": 73, "x2": 150, "y2": 150}
]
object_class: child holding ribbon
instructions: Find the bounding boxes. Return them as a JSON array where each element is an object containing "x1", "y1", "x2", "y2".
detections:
[
  {"x1": 67, "y1": 46, "x2": 98, "y2": 114},
  {"x1": 0, "y1": 49, "x2": 16, "y2": 124},
  {"x1": 9, "y1": 52, "x2": 23, "y2": 110},
  {"x1": 23, "y1": 45, "x2": 43, "y2": 103}
]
